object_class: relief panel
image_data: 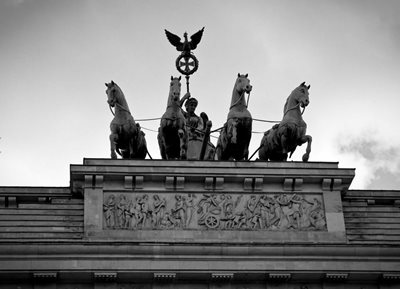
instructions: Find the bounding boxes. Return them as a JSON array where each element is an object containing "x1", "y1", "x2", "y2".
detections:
[{"x1": 103, "y1": 192, "x2": 326, "y2": 231}]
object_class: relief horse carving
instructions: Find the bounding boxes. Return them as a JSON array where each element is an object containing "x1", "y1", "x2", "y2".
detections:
[
  {"x1": 258, "y1": 82, "x2": 312, "y2": 162},
  {"x1": 216, "y1": 74, "x2": 253, "y2": 160},
  {"x1": 158, "y1": 76, "x2": 187, "y2": 159},
  {"x1": 105, "y1": 81, "x2": 147, "y2": 159}
]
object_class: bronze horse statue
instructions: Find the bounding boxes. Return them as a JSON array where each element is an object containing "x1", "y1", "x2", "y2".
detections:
[
  {"x1": 259, "y1": 82, "x2": 312, "y2": 162},
  {"x1": 105, "y1": 81, "x2": 147, "y2": 159},
  {"x1": 158, "y1": 76, "x2": 188, "y2": 159},
  {"x1": 216, "y1": 74, "x2": 253, "y2": 160}
]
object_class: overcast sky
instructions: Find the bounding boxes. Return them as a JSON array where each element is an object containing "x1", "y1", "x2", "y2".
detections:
[{"x1": 1, "y1": 0, "x2": 399, "y2": 189}]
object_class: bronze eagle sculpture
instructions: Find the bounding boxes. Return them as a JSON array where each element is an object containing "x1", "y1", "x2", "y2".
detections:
[{"x1": 165, "y1": 27, "x2": 205, "y2": 54}]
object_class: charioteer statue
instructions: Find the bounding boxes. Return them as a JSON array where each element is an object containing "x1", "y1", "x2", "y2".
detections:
[
  {"x1": 162, "y1": 27, "x2": 214, "y2": 160},
  {"x1": 180, "y1": 93, "x2": 208, "y2": 138},
  {"x1": 179, "y1": 92, "x2": 214, "y2": 160}
]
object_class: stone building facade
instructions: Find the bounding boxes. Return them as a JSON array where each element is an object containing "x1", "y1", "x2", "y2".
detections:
[{"x1": 0, "y1": 159, "x2": 399, "y2": 288}]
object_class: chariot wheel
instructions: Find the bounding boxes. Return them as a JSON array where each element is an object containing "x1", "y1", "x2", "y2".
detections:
[
  {"x1": 176, "y1": 54, "x2": 199, "y2": 75},
  {"x1": 205, "y1": 215, "x2": 220, "y2": 229}
]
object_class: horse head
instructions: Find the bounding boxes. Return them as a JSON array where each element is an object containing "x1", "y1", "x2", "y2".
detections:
[
  {"x1": 293, "y1": 82, "x2": 310, "y2": 108},
  {"x1": 235, "y1": 73, "x2": 252, "y2": 95},
  {"x1": 105, "y1": 80, "x2": 131, "y2": 115},
  {"x1": 105, "y1": 80, "x2": 119, "y2": 107},
  {"x1": 168, "y1": 76, "x2": 182, "y2": 106}
]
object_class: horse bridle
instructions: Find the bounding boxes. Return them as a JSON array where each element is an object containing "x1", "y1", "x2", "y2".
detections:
[
  {"x1": 229, "y1": 90, "x2": 251, "y2": 110},
  {"x1": 108, "y1": 88, "x2": 131, "y2": 116},
  {"x1": 284, "y1": 103, "x2": 306, "y2": 116}
]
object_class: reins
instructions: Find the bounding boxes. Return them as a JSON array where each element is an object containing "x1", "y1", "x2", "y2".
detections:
[
  {"x1": 283, "y1": 103, "x2": 306, "y2": 116},
  {"x1": 229, "y1": 91, "x2": 250, "y2": 110},
  {"x1": 108, "y1": 102, "x2": 131, "y2": 117},
  {"x1": 109, "y1": 104, "x2": 115, "y2": 116}
]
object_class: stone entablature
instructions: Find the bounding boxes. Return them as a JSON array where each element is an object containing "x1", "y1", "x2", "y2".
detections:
[
  {"x1": 70, "y1": 159, "x2": 355, "y2": 194},
  {"x1": 70, "y1": 159, "x2": 354, "y2": 243}
]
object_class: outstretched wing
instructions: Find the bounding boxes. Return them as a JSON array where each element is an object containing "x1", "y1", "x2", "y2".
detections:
[
  {"x1": 165, "y1": 29, "x2": 183, "y2": 51},
  {"x1": 189, "y1": 27, "x2": 205, "y2": 50}
]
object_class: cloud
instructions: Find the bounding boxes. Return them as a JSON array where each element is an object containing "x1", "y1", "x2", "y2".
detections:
[{"x1": 338, "y1": 133, "x2": 400, "y2": 189}]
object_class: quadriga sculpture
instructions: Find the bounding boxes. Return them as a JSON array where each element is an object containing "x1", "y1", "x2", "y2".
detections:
[
  {"x1": 158, "y1": 76, "x2": 188, "y2": 159},
  {"x1": 105, "y1": 81, "x2": 147, "y2": 159},
  {"x1": 259, "y1": 82, "x2": 312, "y2": 162},
  {"x1": 216, "y1": 73, "x2": 253, "y2": 160}
]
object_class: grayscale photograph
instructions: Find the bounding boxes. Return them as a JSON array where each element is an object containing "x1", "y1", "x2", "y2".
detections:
[{"x1": 0, "y1": 1, "x2": 399, "y2": 288}]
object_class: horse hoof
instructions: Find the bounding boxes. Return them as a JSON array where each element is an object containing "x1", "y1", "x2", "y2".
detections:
[{"x1": 302, "y1": 153, "x2": 309, "y2": 162}]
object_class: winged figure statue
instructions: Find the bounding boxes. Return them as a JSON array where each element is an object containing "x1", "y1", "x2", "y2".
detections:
[{"x1": 165, "y1": 27, "x2": 205, "y2": 55}]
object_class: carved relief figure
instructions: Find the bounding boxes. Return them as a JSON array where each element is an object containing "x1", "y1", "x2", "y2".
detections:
[
  {"x1": 140, "y1": 195, "x2": 151, "y2": 228},
  {"x1": 132, "y1": 196, "x2": 143, "y2": 229},
  {"x1": 116, "y1": 195, "x2": 128, "y2": 228},
  {"x1": 171, "y1": 194, "x2": 186, "y2": 228},
  {"x1": 152, "y1": 195, "x2": 166, "y2": 228},
  {"x1": 244, "y1": 195, "x2": 262, "y2": 229},
  {"x1": 103, "y1": 194, "x2": 116, "y2": 228},
  {"x1": 160, "y1": 212, "x2": 175, "y2": 229},
  {"x1": 309, "y1": 198, "x2": 326, "y2": 229},
  {"x1": 258, "y1": 195, "x2": 274, "y2": 228},
  {"x1": 185, "y1": 193, "x2": 196, "y2": 227},
  {"x1": 124, "y1": 200, "x2": 136, "y2": 229}
]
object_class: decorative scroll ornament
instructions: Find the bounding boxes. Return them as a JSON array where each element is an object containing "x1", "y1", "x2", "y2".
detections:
[{"x1": 165, "y1": 27, "x2": 204, "y2": 92}]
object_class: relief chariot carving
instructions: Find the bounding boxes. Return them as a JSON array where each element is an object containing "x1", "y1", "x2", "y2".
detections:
[{"x1": 103, "y1": 192, "x2": 326, "y2": 231}]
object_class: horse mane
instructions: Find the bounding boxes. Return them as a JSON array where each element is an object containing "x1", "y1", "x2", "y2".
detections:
[
  {"x1": 113, "y1": 82, "x2": 131, "y2": 113},
  {"x1": 167, "y1": 77, "x2": 181, "y2": 108},
  {"x1": 283, "y1": 86, "x2": 299, "y2": 114},
  {"x1": 230, "y1": 75, "x2": 247, "y2": 108},
  {"x1": 283, "y1": 96, "x2": 289, "y2": 114}
]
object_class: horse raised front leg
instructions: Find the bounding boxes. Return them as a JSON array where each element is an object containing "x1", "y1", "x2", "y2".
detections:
[
  {"x1": 109, "y1": 133, "x2": 118, "y2": 159},
  {"x1": 300, "y1": 135, "x2": 312, "y2": 162}
]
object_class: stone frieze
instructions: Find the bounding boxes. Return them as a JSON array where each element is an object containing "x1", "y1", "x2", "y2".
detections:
[{"x1": 103, "y1": 193, "x2": 326, "y2": 231}]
